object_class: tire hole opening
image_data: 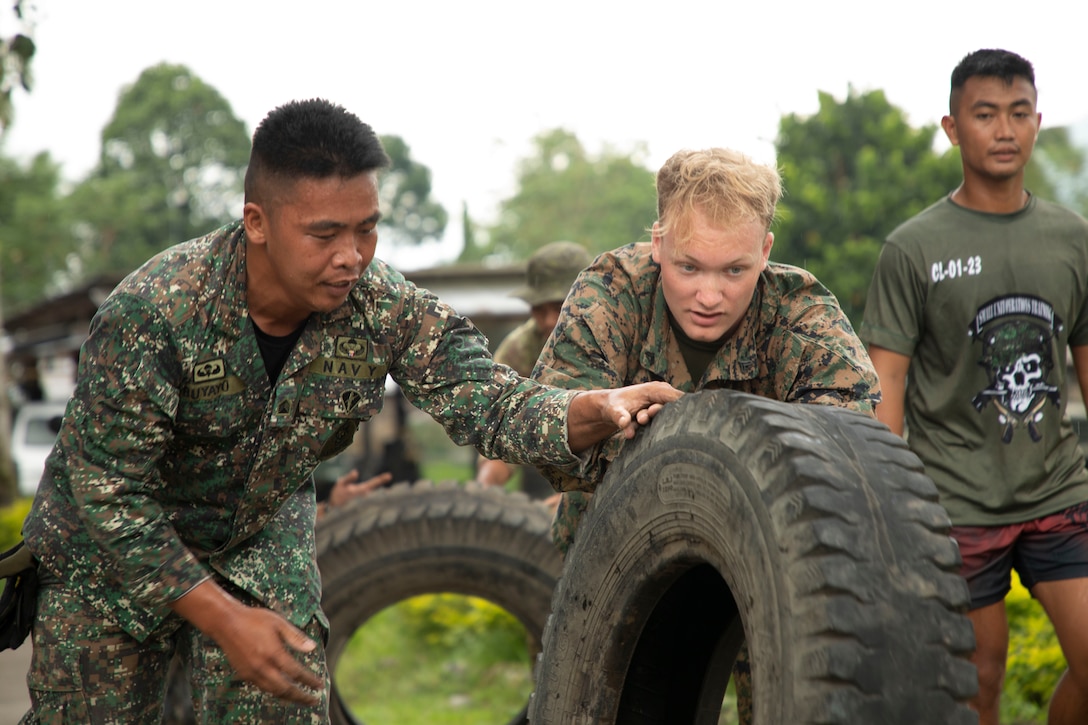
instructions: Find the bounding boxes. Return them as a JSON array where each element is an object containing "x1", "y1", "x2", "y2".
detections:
[
  {"x1": 617, "y1": 563, "x2": 745, "y2": 724},
  {"x1": 331, "y1": 593, "x2": 535, "y2": 724}
]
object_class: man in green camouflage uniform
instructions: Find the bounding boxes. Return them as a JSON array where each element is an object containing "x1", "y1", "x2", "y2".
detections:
[
  {"x1": 18, "y1": 99, "x2": 681, "y2": 724},
  {"x1": 534, "y1": 147, "x2": 882, "y2": 724},
  {"x1": 476, "y1": 240, "x2": 591, "y2": 495}
]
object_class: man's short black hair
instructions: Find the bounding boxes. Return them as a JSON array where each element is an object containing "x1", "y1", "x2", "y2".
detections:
[
  {"x1": 950, "y1": 49, "x2": 1036, "y2": 113},
  {"x1": 244, "y1": 98, "x2": 390, "y2": 201}
]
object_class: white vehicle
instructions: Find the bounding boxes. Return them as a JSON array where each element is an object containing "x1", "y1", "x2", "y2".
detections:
[{"x1": 10, "y1": 400, "x2": 67, "y2": 497}]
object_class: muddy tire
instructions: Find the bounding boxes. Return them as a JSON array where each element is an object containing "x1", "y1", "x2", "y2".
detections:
[
  {"x1": 317, "y1": 479, "x2": 563, "y2": 725},
  {"x1": 529, "y1": 390, "x2": 979, "y2": 724}
]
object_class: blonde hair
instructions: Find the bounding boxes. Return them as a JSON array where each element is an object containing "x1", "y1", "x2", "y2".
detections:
[{"x1": 654, "y1": 148, "x2": 781, "y2": 247}]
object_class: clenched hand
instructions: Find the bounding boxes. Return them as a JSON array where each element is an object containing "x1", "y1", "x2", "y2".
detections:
[{"x1": 170, "y1": 579, "x2": 324, "y2": 705}]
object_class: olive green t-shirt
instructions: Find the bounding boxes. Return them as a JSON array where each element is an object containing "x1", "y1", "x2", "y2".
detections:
[{"x1": 862, "y1": 195, "x2": 1088, "y2": 525}]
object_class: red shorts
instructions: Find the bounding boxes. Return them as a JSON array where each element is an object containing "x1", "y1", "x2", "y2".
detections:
[{"x1": 950, "y1": 500, "x2": 1088, "y2": 610}]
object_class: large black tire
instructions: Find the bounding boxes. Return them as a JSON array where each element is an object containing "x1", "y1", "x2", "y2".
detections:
[
  {"x1": 529, "y1": 390, "x2": 979, "y2": 725},
  {"x1": 317, "y1": 479, "x2": 563, "y2": 725}
]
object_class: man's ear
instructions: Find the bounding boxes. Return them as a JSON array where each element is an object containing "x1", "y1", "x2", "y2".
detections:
[
  {"x1": 650, "y1": 221, "x2": 663, "y2": 264},
  {"x1": 243, "y1": 202, "x2": 267, "y2": 245},
  {"x1": 762, "y1": 232, "x2": 774, "y2": 267},
  {"x1": 941, "y1": 114, "x2": 959, "y2": 147}
]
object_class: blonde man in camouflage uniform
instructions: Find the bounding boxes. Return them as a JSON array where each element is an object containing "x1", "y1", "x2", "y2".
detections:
[
  {"x1": 533, "y1": 147, "x2": 881, "y2": 724},
  {"x1": 18, "y1": 99, "x2": 681, "y2": 724},
  {"x1": 477, "y1": 240, "x2": 591, "y2": 494}
]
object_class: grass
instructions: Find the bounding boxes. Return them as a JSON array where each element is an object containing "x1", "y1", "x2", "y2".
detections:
[
  {"x1": 418, "y1": 460, "x2": 474, "y2": 483},
  {"x1": 333, "y1": 595, "x2": 534, "y2": 724},
  {"x1": 332, "y1": 594, "x2": 744, "y2": 724}
]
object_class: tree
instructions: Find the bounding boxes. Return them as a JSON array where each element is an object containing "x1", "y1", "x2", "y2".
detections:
[
  {"x1": 0, "y1": 0, "x2": 37, "y2": 504},
  {"x1": 377, "y1": 134, "x2": 448, "y2": 249},
  {"x1": 472, "y1": 128, "x2": 656, "y2": 262},
  {"x1": 0, "y1": 0, "x2": 34, "y2": 132},
  {"x1": 772, "y1": 88, "x2": 963, "y2": 325},
  {"x1": 68, "y1": 63, "x2": 250, "y2": 277},
  {"x1": 1030, "y1": 126, "x2": 1088, "y2": 215},
  {"x1": 0, "y1": 150, "x2": 78, "y2": 314},
  {"x1": 461, "y1": 201, "x2": 476, "y2": 252}
]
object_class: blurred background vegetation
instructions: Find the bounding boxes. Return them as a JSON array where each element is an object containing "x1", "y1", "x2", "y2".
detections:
[{"x1": 334, "y1": 593, "x2": 535, "y2": 723}]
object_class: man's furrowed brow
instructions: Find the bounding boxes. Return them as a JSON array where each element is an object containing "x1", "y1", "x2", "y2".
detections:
[
  {"x1": 307, "y1": 219, "x2": 346, "y2": 232},
  {"x1": 303, "y1": 211, "x2": 381, "y2": 232}
]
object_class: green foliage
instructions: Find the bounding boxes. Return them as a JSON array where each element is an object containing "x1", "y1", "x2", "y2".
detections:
[
  {"x1": 460, "y1": 202, "x2": 477, "y2": 258},
  {"x1": 0, "y1": 0, "x2": 35, "y2": 132},
  {"x1": 68, "y1": 62, "x2": 250, "y2": 277},
  {"x1": 378, "y1": 134, "x2": 448, "y2": 248},
  {"x1": 400, "y1": 593, "x2": 529, "y2": 662},
  {"x1": 335, "y1": 595, "x2": 532, "y2": 723},
  {"x1": 472, "y1": 128, "x2": 656, "y2": 262},
  {"x1": 1002, "y1": 571, "x2": 1064, "y2": 723},
  {"x1": 0, "y1": 497, "x2": 31, "y2": 550},
  {"x1": 0, "y1": 150, "x2": 79, "y2": 314},
  {"x1": 1030, "y1": 126, "x2": 1088, "y2": 215},
  {"x1": 419, "y1": 460, "x2": 473, "y2": 483},
  {"x1": 773, "y1": 88, "x2": 962, "y2": 326}
]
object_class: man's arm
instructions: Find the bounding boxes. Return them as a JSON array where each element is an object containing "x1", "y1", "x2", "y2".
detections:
[
  {"x1": 169, "y1": 580, "x2": 323, "y2": 705},
  {"x1": 565, "y1": 383, "x2": 683, "y2": 452},
  {"x1": 317, "y1": 469, "x2": 394, "y2": 518},
  {"x1": 1071, "y1": 345, "x2": 1088, "y2": 411},
  {"x1": 475, "y1": 322, "x2": 535, "y2": 487},
  {"x1": 475, "y1": 457, "x2": 514, "y2": 487},
  {"x1": 68, "y1": 296, "x2": 212, "y2": 602},
  {"x1": 474, "y1": 381, "x2": 681, "y2": 486},
  {"x1": 868, "y1": 345, "x2": 911, "y2": 436}
]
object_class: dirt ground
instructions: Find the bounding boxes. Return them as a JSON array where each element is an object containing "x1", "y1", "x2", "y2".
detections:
[{"x1": 0, "y1": 641, "x2": 31, "y2": 721}]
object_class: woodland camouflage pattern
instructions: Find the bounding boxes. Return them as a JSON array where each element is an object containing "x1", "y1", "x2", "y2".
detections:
[
  {"x1": 535, "y1": 242, "x2": 879, "y2": 724},
  {"x1": 534, "y1": 242, "x2": 881, "y2": 554},
  {"x1": 22, "y1": 220, "x2": 582, "y2": 644}
]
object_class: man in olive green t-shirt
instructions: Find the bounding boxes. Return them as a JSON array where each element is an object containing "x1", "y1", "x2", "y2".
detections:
[{"x1": 862, "y1": 49, "x2": 1088, "y2": 725}]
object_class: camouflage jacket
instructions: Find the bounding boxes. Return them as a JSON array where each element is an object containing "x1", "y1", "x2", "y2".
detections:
[
  {"x1": 23, "y1": 221, "x2": 580, "y2": 641},
  {"x1": 493, "y1": 318, "x2": 550, "y2": 377},
  {"x1": 536, "y1": 242, "x2": 880, "y2": 497}
]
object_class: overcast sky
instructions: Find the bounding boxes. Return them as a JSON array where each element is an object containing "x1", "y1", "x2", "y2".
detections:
[{"x1": 4, "y1": 0, "x2": 1087, "y2": 267}]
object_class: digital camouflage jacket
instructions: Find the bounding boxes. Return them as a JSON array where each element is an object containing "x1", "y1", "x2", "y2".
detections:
[
  {"x1": 23, "y1": 221, "x2": 580, "y2": 641},
  {"x1": 535, "y1": 243, "x2": 881, "y2": 551}
]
